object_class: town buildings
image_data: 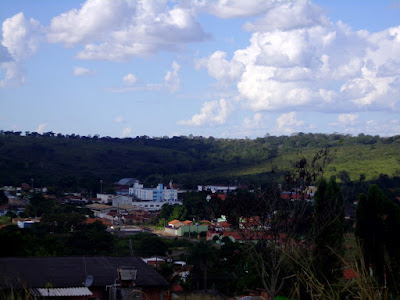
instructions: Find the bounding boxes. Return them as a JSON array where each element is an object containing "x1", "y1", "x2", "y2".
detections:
[{"x1": 129, "y1": 183, "x2": 178, "y2": 202}]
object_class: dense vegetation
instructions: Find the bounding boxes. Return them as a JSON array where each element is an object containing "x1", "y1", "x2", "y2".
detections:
[
  {"x1": 1, "y1": 131, "x2": 399, "y2": 191},
  {"x1": 2, "y1": 142, "x2": 400, "y2": 298}
]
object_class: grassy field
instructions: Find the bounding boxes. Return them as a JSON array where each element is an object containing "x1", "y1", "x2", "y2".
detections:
[
  {"x1": 226, "y1": 143, "x2": 400, "y2": 182},
  {"x1": 1, "y1": 133, "x2": 399, "y2": 187}
]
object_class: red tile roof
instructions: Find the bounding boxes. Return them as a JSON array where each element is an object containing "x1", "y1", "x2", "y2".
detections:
[
  {"x1": 168, "y1": 219, "x2": 180, "y2": 224},
  {"x1": 85, "y1": 218, "x2": 112, "y2": 226},
  {"x1": 217, "y1": 221, "x2": 231, "y2": 228}
]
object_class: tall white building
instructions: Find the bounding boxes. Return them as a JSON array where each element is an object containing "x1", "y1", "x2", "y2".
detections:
[{"x1": 129, "y1": 182, "x2": 178, "y2": 202}]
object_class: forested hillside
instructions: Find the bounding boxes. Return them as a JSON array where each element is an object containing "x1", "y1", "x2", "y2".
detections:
[{"x1": 0, "y1": 131, "x2": 399, "y2": 190}]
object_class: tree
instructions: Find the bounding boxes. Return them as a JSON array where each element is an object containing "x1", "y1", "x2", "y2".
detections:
[
  {"x1": 131, "y1": 233, "x2": 168, "y2": 257},
  {"x1": 220, "y1": 149, "x2": 334, "y2": 300},
  {"x1": 356, "y1": 184, "x2": 400, "y2": 289},
  {"x1": 338, "y1": 170, "x2": 350, "y2": 183},
  {"x1": 313, "y1": 176, "x2": 345, "y2": 284},
  {"x1": 25, "y1": 193, "x2": 56, "y2": 217},
  {"x1": 189, "y1": 241, "x2": 217, "y2": 290},
  {"x1": 355, "y1": 185, "x2": 386, "y2": 281},
  {"x1": 0, "y1": 190, "x2": 7, "y2": 205}
]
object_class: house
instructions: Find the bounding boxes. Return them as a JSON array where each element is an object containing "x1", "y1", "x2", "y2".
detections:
[
  {"x1": 164, "y1": 224, "x2": 208, "y2": 237},
  {"x1": 142, "y1": 257, "x2": 166, "y2": 268},
  {"x1": 96, "y1": 193, "x2": 114, "y2": 204},
  {"x1": 85, "y1": 217, "x2": 112, "y2": 227},
  {"x1": 168, "y1": 219, "x2": 183, "y2": 229},
  {"x1": 0, "y1": 256, "x2": 169, "y2": 300},
  {"x1": 86, "y1": 203, "x2": 116, "y2": 218},
  {"x1": 12, "y1": 217, "x2": 41, "y2": 228},
  {"x1": 123, "y1": 210, "x2": 152, "y2": 225}
]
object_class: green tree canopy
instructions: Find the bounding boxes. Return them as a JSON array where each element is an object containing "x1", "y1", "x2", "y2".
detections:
[{"x1": 313, "y1": 176, "x2": 345, "y2": 284}]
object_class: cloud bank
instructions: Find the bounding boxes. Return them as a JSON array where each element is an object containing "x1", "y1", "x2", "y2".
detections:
[
  {"x1": 0, "y1": 12, "x2": 42, "y2": 87},
  {"x1": 47, "y1": 0, "x2": 209, "y2": 61},
  {"x1": 192, "y1": 0, "x2": 400, "y2": 132}
]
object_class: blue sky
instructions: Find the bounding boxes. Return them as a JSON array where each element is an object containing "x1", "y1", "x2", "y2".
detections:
[{"x1": 1, "y1": 0, "x2": 400, "y2": 138}]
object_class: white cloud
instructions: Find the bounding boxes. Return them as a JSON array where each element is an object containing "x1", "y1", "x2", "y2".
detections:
[
  {"x1": 121, "y1": 127, "x2": 132, "y2": 137},
  {"x1": 164, "y1": 61, "x2": 180, "y2": 92},
  {"x1": 364, "y1": 119, "x2": 400, "y2": 137},
  {"x1": 243, "y1": 0, "x2": 328, "y2": 32},
  {"x1": 2, "y1": 12, "x2": 41, "y2": 61},
  {"x1": 73, "y1": 66, "x2": 95, "y2": 76},
  {"x1": 338, "y1": 113, "x2": 359, "y2": 125},
  {"x1": 178, "y1": 98, "x2": 233, "y2": 126},
  {"x1": 0, "y1": 62, "x2": 25, "y2": 87},
  {"x1": 1, "y1": 12, "x2": 42, "y2": 87},
  {"x1": 243, "y1": 113, "x2": 264, "y2": 129},
  {"x1": 48, "y1": 0, "x2": 209, "y2": 61},
  {"x1": 0, "y1": 44, "x2": 12, "y2": 62},
  {"x1": 123, "y1": 73, "x2": 137, "y2": 85},
  {"x1": 114, "y1": 116, "x2": 124, "y2": 123},
  {"x1": 275, "y1": 112, "x2": 305, "y2": 134},
  {"x1": 35, "y1": 123, "x2": 47, "y2": 134},
  {"x1": 193, "y1": 0, "x2": 280, "y2": 19},
  {"x1": 196, "y1": 51, "x2": 244, "y2": 86},
  {"x1": 197, "y1": 1, "x2": 400, "y2": 116},
  {"x1": 107, "y1": 61, "x2": 181, "y2": 93}
]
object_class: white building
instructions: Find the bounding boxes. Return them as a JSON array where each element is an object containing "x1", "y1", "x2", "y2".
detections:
[
  {"x1": 129, "y1": 183, "x2": 178, "y2": 202},
  {"x1": 111, "y1": 195, "x2": 134, "y2": 206},
  {"x1": 197, "y1": 185, "x2": 239, "y2": 193},
  {"x1": 96, "y1": 193, "x2": 114, "y2": 204},
  {"x1": 130, "y1": 201, "x2": 180, "y2": 211}
]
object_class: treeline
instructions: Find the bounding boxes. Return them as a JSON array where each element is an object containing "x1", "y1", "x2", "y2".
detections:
[{"x1": 1, "y1": 131, "x2": 400, "y2": 190}]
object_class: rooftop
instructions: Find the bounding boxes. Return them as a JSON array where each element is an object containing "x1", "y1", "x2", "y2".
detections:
[{"x1": 0, "y1": 256, "x2": 168, "y2": 289}]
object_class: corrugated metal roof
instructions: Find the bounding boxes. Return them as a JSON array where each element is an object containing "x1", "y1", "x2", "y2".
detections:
[{"x1": 36, "y1": 287, "x2": 93, "y2": 297}]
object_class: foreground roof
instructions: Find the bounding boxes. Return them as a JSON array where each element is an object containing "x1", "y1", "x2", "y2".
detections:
[{"x1": 0, "y1": 256, "x2": 168, "y2": 289}]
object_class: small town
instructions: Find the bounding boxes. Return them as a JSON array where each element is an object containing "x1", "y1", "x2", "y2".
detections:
[{"x1": 2, "y1": 0, "x2": 400, "y2": 299}]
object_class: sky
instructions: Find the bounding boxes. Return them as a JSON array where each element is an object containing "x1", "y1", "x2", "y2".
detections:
[{"x1": 1, "y1": 0, "x2": 400, "y2": 139}]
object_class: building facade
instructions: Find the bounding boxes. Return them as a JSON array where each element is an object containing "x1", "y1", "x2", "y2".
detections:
[{"x1": 129, "y1": 183, "x2": 178, "y2": 202}]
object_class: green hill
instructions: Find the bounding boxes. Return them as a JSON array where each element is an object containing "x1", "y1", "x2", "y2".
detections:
[{"x1": 0, "y1": 132, "x2": 399, "y2": 190}]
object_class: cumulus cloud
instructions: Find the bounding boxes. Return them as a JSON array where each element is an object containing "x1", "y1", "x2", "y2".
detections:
[
  {"x1": 107, "y1": 61, "x2": 181, "y2": 93},
  {"x1": 276, "y1": 112, "x2": 305, "y2": 134},
  {"x1": 123, "y1": 73, "x2": 137, "y2": 86},
  {"x1": 178, "y1": 98, "x2": 233, "y2": 126},
  {"x1": 35, "y1": 123, "x2": 47, "y2": 134},
  {"x1": 73, "y1": 66, "x2": 95, "y2": 76},
  {"x1": 243, "y1": 0, "x2": 328, "y2": 32},
  {"x1": 47, "y1": 0, "x2": 209, "y2": 61},
  {"x1": 364, "y1": 119, "x2": 400, "y2": 136},
  {"x1": 0, "y1": 44, "x2": 12, "y2": 62},
  {"x1": 121, "y1": 127, "x2": 132, "y2": 137},
  {"x1": 243, "y1": 113, "x2": 265, "y2": 129},
  {"x1": 197, "y1": 0, "x2": 400, "y2": 116},
  {"x1": 338, "y1": 113, "x2": 359, "y2": 125},
  {"x1": 196, "y1": 51, "x2": 244, "y2": 86},
  {"x1": 164, "y1": 61, "x2": 180, "y2": 92},
  {"x1": 0, "y1": 62, "x2": 25, "y2": 87},
  {"x1": 193, "y1": 0, "x2": 280, "y2": 19},
  {"x1": 1, "y1": 12, "x2": 42, "y2": 87}
]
